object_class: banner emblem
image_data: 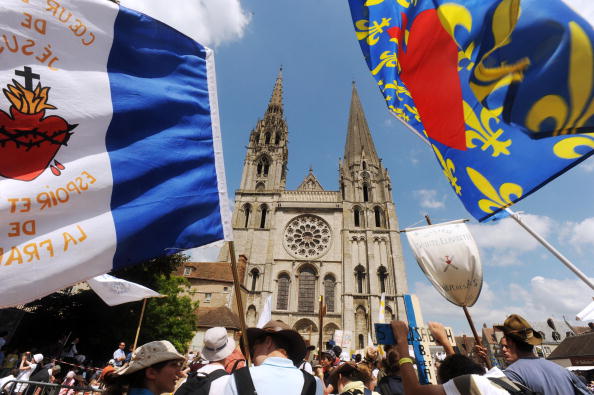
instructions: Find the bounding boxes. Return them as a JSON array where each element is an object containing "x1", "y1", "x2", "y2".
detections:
[{"x1": 0, "y1": 67, "x2": 77, "y2": 181}]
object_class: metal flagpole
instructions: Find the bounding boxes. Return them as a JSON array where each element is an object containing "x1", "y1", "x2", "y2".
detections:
[
  {"x1": 228, "y1": 241, "x2": 252, "y2": 366},
  {"x1": 505, "y1": 208, "x2": 594, "y2": 291},
  {"x1": 133, "y1": 298, "x2": 147, "y2": 350}
]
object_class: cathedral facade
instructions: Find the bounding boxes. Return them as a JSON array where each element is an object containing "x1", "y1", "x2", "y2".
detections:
[{"x1": 229, "y1": 71, "x2": 408, "y2": 350}]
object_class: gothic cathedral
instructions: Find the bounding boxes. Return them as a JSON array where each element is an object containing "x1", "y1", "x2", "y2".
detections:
[{"x1": 230, "y1": 70, "x2": 408, "y2": 350}]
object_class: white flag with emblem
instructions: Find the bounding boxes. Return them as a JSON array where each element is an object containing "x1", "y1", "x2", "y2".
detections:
[
  {"x1": 405, "y1": 220, "x2": 483, "y2": 307},
  {"x1": 87, "y1": 274, "x2": 163, "y2": 306}
]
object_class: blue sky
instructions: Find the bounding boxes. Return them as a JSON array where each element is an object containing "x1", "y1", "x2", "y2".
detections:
[{"x1": 122, "y1": 0, "x2": 594, "y2": 334}]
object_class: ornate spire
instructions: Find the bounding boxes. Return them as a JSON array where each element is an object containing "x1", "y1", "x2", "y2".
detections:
[
  {"x1": 266, "y1": 67, "x2": 284, "y2": 115},
  {"x1": 344, "y1": 83, "x2": 379, "y2": 166}
]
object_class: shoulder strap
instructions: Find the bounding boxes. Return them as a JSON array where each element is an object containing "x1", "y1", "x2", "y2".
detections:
[
  {"x1": 231, "y1": 359, "x2": 244, "y2": 372},
  {"x1": 233, "y1": 367, "x2": 257, "y2": 395},
  {"x1": 209, "y1": 369, "x2": 229, "y2": 381},
  {"x1": 300, "y1": 369, "x2": 316, "y2": 395},
  {"x1": 378, "y1": 379, "x2": 392, "y2": 395}
]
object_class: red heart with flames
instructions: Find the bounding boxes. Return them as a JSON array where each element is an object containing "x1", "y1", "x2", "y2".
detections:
[{"x1": 0, "y1": 76, "x2": 77, "y2": 181}]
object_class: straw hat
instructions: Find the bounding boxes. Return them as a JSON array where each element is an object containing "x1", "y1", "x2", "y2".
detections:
[
  {"x1": 116, "y1": 340, "x2": 184, "y2": 375},
  {"x1": 494, "y1": 314, "x2": 543, "y2": 346}
]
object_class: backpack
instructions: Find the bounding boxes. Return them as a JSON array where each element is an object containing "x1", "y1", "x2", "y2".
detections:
[
  {"x1": 233, "y1": 366, "x2": 316, "y2": 395},
  {"x1": 174, "y1": 369, "x2": 229, "y2": 395}
]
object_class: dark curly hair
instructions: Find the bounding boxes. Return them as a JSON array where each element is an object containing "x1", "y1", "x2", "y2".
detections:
[{"x1": 437, "y1": 354, "x2": 484, "y2": 384}]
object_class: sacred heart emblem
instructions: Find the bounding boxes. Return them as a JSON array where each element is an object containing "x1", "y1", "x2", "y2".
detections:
[{"x1": 0, "y1": 67, "x2": 77, "y2": 181}]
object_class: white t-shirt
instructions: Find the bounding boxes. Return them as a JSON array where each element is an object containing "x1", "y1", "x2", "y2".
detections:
[
  {"x1": 197, "y1": 363, "x2": 231, "y2": 395},
  {"x1": 443, "y1": 374, "x2": 509, "y2": 395},
  {"x1": 113, "y1": 349, "x2": 126, "y2": 366}
]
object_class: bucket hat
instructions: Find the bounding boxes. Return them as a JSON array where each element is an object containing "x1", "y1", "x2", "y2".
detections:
[
  {"x1": 201, "y1": 327, "x2": 236, "y2": 362},
  {"x1": 246, "y1": 320, "x2": 306, "y2": 365},
  {"x1": 116, "y1": 340, "x2": 184, "y2": 375},
  {"x1": 494, "y1": 314, "x2": 543, "y2": 346}
]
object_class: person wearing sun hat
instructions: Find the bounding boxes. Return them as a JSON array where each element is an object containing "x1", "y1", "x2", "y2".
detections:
[
  {"x1": 175, "y1": 327, "x2": 235, "y2": 395},
  {"x1": 224, "y1": 320, "x2": 323, "y2": 395},
  {"x1": 495, "y1": 313, "x2": 590, "y2": 394},
  {"x1": 103, "y1": 340, "x2": 184, "y2": 395}
]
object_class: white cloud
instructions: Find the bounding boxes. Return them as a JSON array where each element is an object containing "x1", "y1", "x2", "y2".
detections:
[
  {"x1": 413, "y1": 189, "x2": 445, "y2": 209},
  {"x1": 119, "y1": 0, "x2": 251, "y2": 47},
  {"x1": 413, "y1": 275, "x2": 594, "y2": 334},
  {"x1": 468, "y1": 214, "x2": 553, "y2": 252},
  {"x1": 560, "y1": 217, "x2": 594, "y2": 252}
]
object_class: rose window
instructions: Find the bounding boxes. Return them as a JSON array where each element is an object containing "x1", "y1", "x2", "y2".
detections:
[{"x1": 283, "y1": 215, "x2": 332, "y2": 259}]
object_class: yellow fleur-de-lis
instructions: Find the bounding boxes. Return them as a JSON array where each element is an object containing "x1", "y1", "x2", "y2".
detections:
[
  {"x1": 471, "y1": 0, "x2": 529, "y2": 100},
  {"x1": 364, "y1": 0, "x2": 385, "y2": 5},
  {"x1": 553, "y1": 133, "x2": 594, "y2": 159},
  {"x1": 458, "y1": 42, "x2": 475, "y2": 71},
  {"x1": 379, "y1": 79, "x2": 412, "y2": 101},
  {"x1": 396, "y1": 0, "x2": 417, "y2": 8},
  {"x1": 526, "y1": 22, "x2": 594, "y2": 136},
  {"x1": 432, "y1": 144, "x2": 462, "y2": 195},
  {"x1": 463, "y1": 101, "x2": 511, "y2": 157},
  {"x1": 371, "y1": 51, "x2": 399, "y2": 75},
  {"x1": 355, "y1": 18, "x2": 392, "y2": 46},
  {"x1": 466, "y1": 167, "x2": 522, "y2": 214},
  {"x1": 404, "y1": 104, "x2": 421, "y2": 123},
  {"x1": 437, "y1": 3, "x2": 475, "y2": 72},
  {"x1": 389, "y1": 105, "x2": 410, "y2": 122}
]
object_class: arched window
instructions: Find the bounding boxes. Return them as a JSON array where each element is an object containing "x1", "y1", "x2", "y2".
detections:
[
  {"x1": 355, "y1": 265, "x2": 366, "y2": 293},
  {"x1": 265, "y1": 132, "x2": 271, "y2": 144},
  {"x1": 324, "y1": 275, "x2": 336, "y2": 312},
  {"x1": 354, "y1": 206, "x2": 361, "y2": 227},
  {"x1": 363, "y1": 183, "x2": 370, "y2": 202},
  {"x1": 246, "y1": 305, "x2": 257, "y2": 327},
  {"x1": 256, "y1": 156, "x2": 270, "y2": 177},
  {"x1": 324, "y1": 323, "x2": 339, "y2": 344},
  {"x1": 259, "y1": 205, "x2": 268, "y2": 229},
  {"x1": 255, "y1": 182, "x2": 265, "y2": 192},
  {"x1": 355, "y1": 306, "x2": 367, "y2": 348},
  {"x1": 374, "y1": 206, "x2": 384, "y2": 228},
  {"x1": 254, "y1": 133, "x2": 260, "y2": 144},
  {"x1": 250, "y1": 268, "x2": 260, "y2": 291},
  {"x1": 298, "y1": 266, "x2": 316, "y2": 313},
  {"x1": 362, "y1": 161, "x2": 367, "y2": 170},
  {"x1": 277, "y1": 273, "x2": 290, "y2": 310},
  {"x1": 275, "y1": 133, "x2": 281, "y2": 145},
  {"x1": 243, "y1": 203, "x2": 251, "y2": 228},
  {"x1": 378, "y1": 266, "x2": 388, "y2": 293}
]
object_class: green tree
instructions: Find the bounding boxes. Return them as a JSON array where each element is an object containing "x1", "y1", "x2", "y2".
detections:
[{"x1": 140, "y1": 275, "x2": 198, "y2": 353}]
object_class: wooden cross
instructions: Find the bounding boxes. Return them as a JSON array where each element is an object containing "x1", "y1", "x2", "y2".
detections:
[{"x1": 15, "y1": 66, "x2": 40, "y2": 90}]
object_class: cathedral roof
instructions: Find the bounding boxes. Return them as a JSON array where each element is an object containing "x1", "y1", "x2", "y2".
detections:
[
  {"x1": 297, "y1": 167, "x2": 324, "y2": 191},
  {"x1": 344, "y1": 83, "x2": 380, "y2": 166}
]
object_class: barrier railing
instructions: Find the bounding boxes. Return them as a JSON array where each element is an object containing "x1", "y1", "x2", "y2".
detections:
[{"x1": 1, "y1": 380, "x2": 103, "y2": 395}]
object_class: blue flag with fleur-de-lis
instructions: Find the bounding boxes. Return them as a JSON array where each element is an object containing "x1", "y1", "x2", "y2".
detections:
[{"x1": 348, "y1": 0, "x2": 594, "y2": 221}]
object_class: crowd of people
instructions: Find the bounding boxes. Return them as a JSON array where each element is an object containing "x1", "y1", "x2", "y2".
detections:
[{"x1": 1, "y1": 314, "x2": 592, "y2": 395}]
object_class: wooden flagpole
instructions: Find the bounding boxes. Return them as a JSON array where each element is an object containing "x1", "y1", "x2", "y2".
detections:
[
  {"x1": 228, "y1": 241, "x2": 252, "y2": 366},
  {"x1": 424, "y1": 215, "x2": 491, "y2": 368},
  {"x1": 133, "y1": 298, "x2": 147, "y2": 350},
  {"x1": 318, "y1": 295, "x2": 325, "y2": 362}
]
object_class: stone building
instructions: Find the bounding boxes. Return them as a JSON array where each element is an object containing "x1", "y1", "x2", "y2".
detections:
[{"x1": 224, "y1": 70, "x2": 409, "y2": 350}]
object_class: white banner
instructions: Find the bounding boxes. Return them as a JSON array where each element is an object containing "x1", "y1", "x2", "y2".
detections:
[
  {"x1": 257, "y1": 294, "x2": 272, "y2": 328},
  {"x1": 87, "y1": 274, "x2": 162, "y2": 306},
  {"x1": 405, "y1": 220, "x2": 483, "y2": 307}
]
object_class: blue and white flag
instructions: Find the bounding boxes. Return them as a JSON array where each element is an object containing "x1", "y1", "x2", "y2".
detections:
[{"x1": 0, "y1": 0, "x2": 232, "y2": 307}]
